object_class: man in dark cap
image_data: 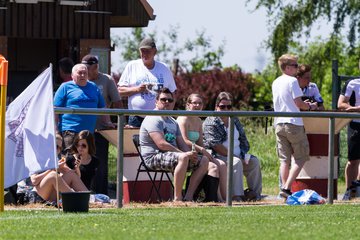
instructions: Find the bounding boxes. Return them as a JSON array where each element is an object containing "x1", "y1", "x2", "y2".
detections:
[
  {"x1": 81, "y1": 54, "x2": 123, "y2": 194},
  {"x1": 118, "y1": 37, "x2": 177, "y2": 127}
]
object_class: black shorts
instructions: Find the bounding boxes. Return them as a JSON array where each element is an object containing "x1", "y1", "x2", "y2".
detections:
[{"x1": 347, "y1": 122, "x2": 360, "y2": 161}]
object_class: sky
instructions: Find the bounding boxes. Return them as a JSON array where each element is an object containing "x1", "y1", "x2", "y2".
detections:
[{"x1": 110, "y1": 0, "x2": 331, "y2": 74}]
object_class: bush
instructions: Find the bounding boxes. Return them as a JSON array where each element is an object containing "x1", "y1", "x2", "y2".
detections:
[{"x1": 174, "y1": 67, "x2": 258, "y2": 110}]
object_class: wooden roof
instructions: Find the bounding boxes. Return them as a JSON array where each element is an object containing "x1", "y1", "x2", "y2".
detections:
[{"x1": 0, "y1": 0, "x2": 154, "y2": 39}]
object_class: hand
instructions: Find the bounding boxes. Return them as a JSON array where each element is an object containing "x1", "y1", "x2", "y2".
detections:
[
  {"x1": 187, "y1": 151, "x2": 198, "y2": 165},
  {"x1": 138, "y1": 84, "x2": 147, "y2": 93},
  {"x1": 309, "y1": 102, "x2": 318, "y2": 110},
  {"x1": 74, "y1": 156, "x2": 81, "y2": 168},
  {"x1": 58, "y1": 158, "x2": 71, "y2": 173}
]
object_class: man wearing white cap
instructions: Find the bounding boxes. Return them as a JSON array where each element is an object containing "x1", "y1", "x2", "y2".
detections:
[{"x1": 118, "y1": 37, "x2": 177, "y2": 127}]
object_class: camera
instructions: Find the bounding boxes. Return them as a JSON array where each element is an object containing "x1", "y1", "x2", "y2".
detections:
[{"x1": 65, "y1": 155, "x2": 76, "y2": 169}]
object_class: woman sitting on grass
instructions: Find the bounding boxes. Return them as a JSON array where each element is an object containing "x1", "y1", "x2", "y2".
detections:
[
  {"x1": 70, "y1": 130, "x2": 99, "y2": 191},
  {"x1": 30, "y1": 134, "x2": 88, "y2": 202},
  {"x1": 177, "y1": 93, "x2": 227, "y2": 202}
]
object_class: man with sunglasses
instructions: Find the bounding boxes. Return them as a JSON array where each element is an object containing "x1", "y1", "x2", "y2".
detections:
[
  {"x1": 272, "y1": 54, "x2": 318, "y2": 199},
  {"x1": 118, "y1": 37, "x2": 177, "y2": 128},
  {"x1": 139, "y1": 88, "x2": 208, "y2": 201},
  {"x1": 203, "y1": 92, "x2": 262, "y2": 201}
]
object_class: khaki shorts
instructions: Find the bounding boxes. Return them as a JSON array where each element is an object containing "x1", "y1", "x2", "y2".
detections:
[{"x1": 275, "y1": 123, "x2": 309, "y2": 164}]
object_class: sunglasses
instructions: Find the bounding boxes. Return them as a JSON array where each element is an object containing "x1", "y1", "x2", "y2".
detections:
[
  {"x1": 159, "y1": 98, "x2": 174, "y2": 103},
  {"x1": 76, "y1": 143, "x2": 88, "y2": 148},
  {"x1": 288, "y1": 63, "x2": 299, "y2": 68},
  {"x1": 218, "y1": 105, "x2": 232, "y2": 110},
  {"x1": 56, "y1": 145, "x2": 62, "y2": 150}
]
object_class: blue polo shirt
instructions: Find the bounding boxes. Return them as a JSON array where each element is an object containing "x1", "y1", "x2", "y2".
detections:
[{"x1": 54, "y1": 80, "x2": 105, "y2": 133}]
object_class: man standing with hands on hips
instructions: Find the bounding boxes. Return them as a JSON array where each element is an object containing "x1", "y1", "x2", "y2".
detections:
[
  {"x1": 118, "y1": 37, "x2": 177, "y2": 127},
  {"x1": 272, "y1": 54, "x2": 317, "y2": 199}
]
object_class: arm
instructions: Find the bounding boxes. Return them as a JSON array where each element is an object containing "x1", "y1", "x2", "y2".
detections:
[
  {"x1": 118, "y1": 85, "x2": 147, "y2": 97},
  {"x1": 294, "y1": 97, "x2": 317, "y2": 110},
  {"x1": 337, "y1": 95, "x2": 360, "y2": 111},
  {"x1": 149, "y1": 131, "x2": 183, "y2": 152},
  {"x1": 235, "y1": 120, "x2": 250, "y2": 158}
]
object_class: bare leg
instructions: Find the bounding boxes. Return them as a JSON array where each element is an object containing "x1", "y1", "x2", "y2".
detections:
[
  {"x1": 207, "y1": 162, "x2": 219, "y2": 178},
  {"x1": 283, "y1": 161, "x2": 305, "y2": 190},
  {"x1": 173, "y1": 154, "x2": 189, "y2": 201},
  {"x1": 280, "y1": 161, "x2": 290, "y2": 188},
  {"x1": 61, "y1": 170, "x2": 88, "y2": 191},
  {"x1": 35, "y1": 171, "x2": 74, "y2": 202},
  {"x1": 183, "y1": 156, "x2": 209, "y2": 201},
  {"x1": 345, "y1": 160, "x2": 360, "y2": 188},
  {"x1": 212, "y1": 158, "x2": 227, "y2": 200}
]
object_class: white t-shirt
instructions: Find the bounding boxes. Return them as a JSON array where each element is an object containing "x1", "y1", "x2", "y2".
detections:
[
  {"x1": 272, "y1": 74, "x2": 304, "y2": 126},
  {"x1": 119, "y1": 59, "x2": 177, "y2": 110},
  {"x1": 222, "y1": 127, "x2": 241, "y2": 157}
]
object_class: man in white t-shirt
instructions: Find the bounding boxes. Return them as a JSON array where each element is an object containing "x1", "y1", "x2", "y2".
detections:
[
  {"x1": 118, "y1": 38, "x2": 177, "y2": 127},
  {"x1": 272, "y1": 54, "x2": 317, "y2": 199}
]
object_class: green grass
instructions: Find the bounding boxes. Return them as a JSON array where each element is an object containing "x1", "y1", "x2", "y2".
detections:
[
  {"x1": 1, "y1": 206, "x2": 360, "y2": 239},
  {"x1": 108, "y1": 117, "x2": 347, "y2": 195}
]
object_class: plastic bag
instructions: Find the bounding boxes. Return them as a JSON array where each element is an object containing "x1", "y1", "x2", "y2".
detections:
[
  {"x1": 89, "y1": 194, "x2": 111, "y2": 203},
  {"x1": 286, "y1": 189, "x2": 326, "y2": 205}
]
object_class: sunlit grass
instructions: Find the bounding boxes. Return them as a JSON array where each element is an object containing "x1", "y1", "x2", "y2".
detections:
[{"x1": 1, "y1": 206, "x2": 360, "y2": 239}]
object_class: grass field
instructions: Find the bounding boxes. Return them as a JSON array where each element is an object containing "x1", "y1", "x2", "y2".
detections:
[
  {"x1": 1, "y1": 205, "x2": 360, "y2": 239},
  {"x1": 108, "y1": 117, "x2": 348, "y2": 196}
]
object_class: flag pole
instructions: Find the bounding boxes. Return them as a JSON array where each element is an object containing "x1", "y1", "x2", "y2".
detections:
[
  {"x1": 55, "y1": 167, "x2": 60, "y2": 213},
  {"x1": 0, "y1": 55, "x2": 8, "y2": 212},
  {"x1": 48, "y1": 63, "x2": 60, "y2": 213}
]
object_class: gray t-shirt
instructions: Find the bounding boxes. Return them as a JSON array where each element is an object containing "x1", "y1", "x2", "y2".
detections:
[
  {"x1": 91, "y1": 72, "x2": 121, "y2": 130},
  {"x1": 140, "y1": 116, "x2": 181, "y2": 157}
]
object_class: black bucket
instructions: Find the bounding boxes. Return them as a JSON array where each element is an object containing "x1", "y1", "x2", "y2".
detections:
[{"x1": 61, "y1": 191, "x2": 91, "y2": 213}]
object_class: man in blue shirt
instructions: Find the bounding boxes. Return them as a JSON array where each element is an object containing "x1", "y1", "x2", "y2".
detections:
[{"x1": 54, "y1": 63, "x2": 105, "y2": 152}]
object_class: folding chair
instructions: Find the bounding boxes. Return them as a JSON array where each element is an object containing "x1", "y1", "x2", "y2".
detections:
[{"x1": 131, "y1": 134, "x2": 174, "y2": 202}]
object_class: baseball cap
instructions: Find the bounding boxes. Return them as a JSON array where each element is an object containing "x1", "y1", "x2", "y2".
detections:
[
  {"x1": 139, "y1": 38, "x2": 156, "y2": 49},
  {"x1": 81, "y1": 55, "x2": 98, "y2": 66}
]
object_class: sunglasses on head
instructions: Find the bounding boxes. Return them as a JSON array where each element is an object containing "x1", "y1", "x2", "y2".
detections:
[
  {"x1": 77, "y1": 143, "x2": 87, "y2": 148},
  {"x1": 159, "y1": 98, "x2": 174, "y2": 103},
  {"x1": 218, "y1": 104, "x2": 232, "y2": 110}
]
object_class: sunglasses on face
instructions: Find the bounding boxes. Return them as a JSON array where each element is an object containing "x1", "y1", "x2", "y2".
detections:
[
  {"x1": 218, "y1": 104, "x2": 232, "y2": 110},
  {"x1": 76, "y1": 143, "x2": 88, "y2": 148},
  {"x1": 159, "y1": 98, "x2": 174, "y2": 103}
]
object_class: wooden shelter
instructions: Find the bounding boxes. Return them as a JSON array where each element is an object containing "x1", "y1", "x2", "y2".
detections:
[{"x1": 0, "y1": 0, "x2": 154, "y2": 100}]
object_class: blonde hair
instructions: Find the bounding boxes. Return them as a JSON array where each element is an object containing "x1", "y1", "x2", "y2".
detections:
[
  {"x1": 278, "y1": 54, "x2": 298, "y2": 72},
  {"x1": 186, "y1": 93, "x2": 203, "y2": 110}
]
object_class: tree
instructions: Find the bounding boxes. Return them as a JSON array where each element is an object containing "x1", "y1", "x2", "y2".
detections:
[
  {"x1": 247, "y1": 0, "x2": 360, "y2": 60},
  {"x1": 111, "y1": 26, "x2": 225, "y2": 73}
]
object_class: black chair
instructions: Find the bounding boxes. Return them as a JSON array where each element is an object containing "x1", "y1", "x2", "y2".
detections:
[{"x1": 131, "y1": 134, "x2": 174, "y2": 202}]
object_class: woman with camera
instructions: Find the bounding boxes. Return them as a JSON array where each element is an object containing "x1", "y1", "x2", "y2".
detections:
[{"x1": 69, "y1": 130, "x2": 99, "y2": 191}]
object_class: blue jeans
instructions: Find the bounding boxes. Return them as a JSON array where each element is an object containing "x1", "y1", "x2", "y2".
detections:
[{"x1": 128, "y1": 116, "x2": 144, "y2": 128}]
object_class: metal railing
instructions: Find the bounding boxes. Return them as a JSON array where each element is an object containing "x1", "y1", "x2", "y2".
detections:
[{"x1": 55, "y1": 107, "x2": 360, "y2": 207}]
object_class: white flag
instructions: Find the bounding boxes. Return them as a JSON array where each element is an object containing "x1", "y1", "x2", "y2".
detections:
[{"x1": 4, "y1": 66, "x2": 57, "y2": 188}]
